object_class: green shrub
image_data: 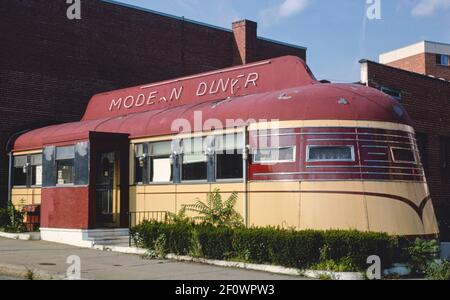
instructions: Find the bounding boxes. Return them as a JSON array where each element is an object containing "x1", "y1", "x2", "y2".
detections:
[
  {"x1": 186, "y1": 189, "x2": 244, "y2": 228},
  {"x1": 131, "y1": 221, "x2": 193, "y2": 255},
  {"x1": 407, "y1": 239, "x2": 440, "y2": 274},
  {"x1": 0, "y1": 203, "x2": 25, "y2": 233},
  {"x1": 322, "y1": 230, "x2": 398, "y2": 270},
  {"x1": 311, "y1": 257, "x2": 357, "y2": 272},
  {"x1": 426, "y1": 261, "x2": 450, "y2": 280},
  {"x1": 232, "y1": 228, "x2": 323, "y2": 269},
  {"x1": 131, "y1": 222, "x2": 407, "y2": 272},
  {"x1": 195, "y1": 225, "x2": 234, "y2": 260}
]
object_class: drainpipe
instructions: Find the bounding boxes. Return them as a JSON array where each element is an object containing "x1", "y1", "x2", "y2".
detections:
[
  {"x1": 243, "y1": 126, "x2": 249, "y2": 227},
  {"x1": 7, "y1": 152, "x2": 13, "y2": 207}
]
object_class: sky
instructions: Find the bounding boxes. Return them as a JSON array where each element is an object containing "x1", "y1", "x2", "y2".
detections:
[{"x1": 115, "y1": 0, "x2": 450, "y2": 83}]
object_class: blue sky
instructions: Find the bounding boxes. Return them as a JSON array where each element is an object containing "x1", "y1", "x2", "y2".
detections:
[{"x1": 116, "y1": 0, "x2": 450, "y2": 82}]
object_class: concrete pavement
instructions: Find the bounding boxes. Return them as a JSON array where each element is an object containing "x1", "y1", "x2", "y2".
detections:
[{"x1": 0, "y1": 238, "x2": 306, "y2": 280}]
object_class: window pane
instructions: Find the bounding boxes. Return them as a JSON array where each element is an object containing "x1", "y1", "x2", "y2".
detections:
[
  {"x1": 30, "y1": 154, "x2": 42, "y2": 166},
  {"x1": 182, "y1": 153, "x2": 207, "y2": 181},
  {"x1": 13, "y1": 167, "x2": 27, "y2": 186},
  {"x1": 152, "y1": 158, "x2": 172, "y2": 183},
  {"x1": 56, "y1": 146, "x2": 75, "y2": 160},
  {"x1": 216, "y1": 133, "x2": 244, "y2": 154},
  {"x1": 151, "y1": 142, "x2": 172, "y2": 156},
  {"x1": 217, "y1": 152, "x2": 243, "y2": 179},
  {"x1": 254, "y1": 147, "x2": 295, "y2": 163},
  {"x1": 135, "y1": 157, "x2": 144, "y2": 184},
  {"x1": 57, "y1": 159, "x2": 74, "y2": 184},
  {"x1": 308, "y1": 146, "x2": 353, "y2": 161},
  {"x1": 14, "y1": 156, "x2": 27, "y2": 167},
  {"x1": 392, "y1": 148, "x2": 416, "y2": 163},
  {"x1": 31, "y1": 165, "x2": 43, "y2": 186}
]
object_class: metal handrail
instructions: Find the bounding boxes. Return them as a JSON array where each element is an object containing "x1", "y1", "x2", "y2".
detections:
[{"x1": 128, "y1": 211, "x2": 168, "y2": 246}]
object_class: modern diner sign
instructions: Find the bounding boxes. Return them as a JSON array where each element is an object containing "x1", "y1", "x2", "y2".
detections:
[{"x1": 108, "y1": 72, "x2": 260, "y2": 112}]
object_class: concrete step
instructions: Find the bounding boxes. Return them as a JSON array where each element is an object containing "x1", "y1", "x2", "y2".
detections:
[
  {"x1": 86, "y1": 228, "x2": 129, "y2": 239},
  {"x1": 88, "y1": 236, "x2": 130, "y2": 246}
]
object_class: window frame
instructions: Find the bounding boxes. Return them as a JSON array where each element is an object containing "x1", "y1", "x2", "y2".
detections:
[
  {"x1": 12, "y1": 154, "x2": 43, "y2": 188},
  {"x1": 436, "y1": 54, "x2": 450, "y2": 66},
  {"x1": 215, "y1": 150, "x2": 244, "y2": 182},
  {"x1": 306, "y1": 145, "x2": 356, "y2": 163},
  {"x1": 12, "y1": 155, "x2": 29, "y2": 188},
  {"x1": 253, "y1": 146, "x2": 297, "y2": 165},
  {"x1": 390, "y1": 147, "x2": 418, "y2": 164},
  {"x1": 55, "y1": 146, "x2": 75, "y2": 186},
  {"x1": 180, "y1": 152, "x2": 208, "y2": 183},
  {"x1": 30, "y1": 154, "x2": 43, "y2": 188}
]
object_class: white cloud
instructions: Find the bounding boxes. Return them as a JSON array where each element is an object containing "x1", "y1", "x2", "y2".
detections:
[
  {"x1": 260, "y1": 0, "x2": 310, "y2": 25},
  {"x1": 411, "y1": 0, "x2": 450, "y2": 16}
]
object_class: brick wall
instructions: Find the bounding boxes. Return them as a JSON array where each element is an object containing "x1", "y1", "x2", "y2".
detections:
[
  {"x1": 0, "y1": 0, "x2": 306, "y2": 205},
  {"x1": 386, "y1": 53, "x2": 450, "y2": 81},
  {"x1": 363, "y1": 60, "x2": 450, "y2": 239},
  {"x1": 385, "y1": 53, "x2": 427, "y2": 76}
]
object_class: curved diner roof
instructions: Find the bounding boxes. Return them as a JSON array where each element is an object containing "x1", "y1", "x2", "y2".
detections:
[{"x1": 13, "y1": 56, "x2": 412, "y2": 152}]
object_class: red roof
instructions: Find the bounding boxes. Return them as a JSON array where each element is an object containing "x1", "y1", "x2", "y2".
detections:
[{"x1": 13, "y1": 56, "x2": 412, "y2": 152}]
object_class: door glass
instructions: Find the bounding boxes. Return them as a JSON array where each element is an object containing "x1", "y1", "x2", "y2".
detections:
[{"x1": 96, "y1": 153, "x2": 115, "y2": 224}]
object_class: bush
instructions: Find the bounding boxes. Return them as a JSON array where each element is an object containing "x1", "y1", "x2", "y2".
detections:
[
  {"x1": 321, "y1": 230, "x2": 399, "y2": 270},
  {"x1": 131, "y1": 221, "x2": 193, "y2": 256},
  {"x1": 407, "y1": 239, "x2": 440, "y2": 274},
  {"x1": 185, "y1": 189, "x2": 244, "y2": 228},
  {"x1": 232, "y1": 228, "x2": 323, "y2": 269},
  {"x1": 0, "y1": 203, "x2": 25, "y2": 233},
  {"x1": 195, "y1": 225, "x2": 234, "y2": 260},
  {"x1": 131, "y1": 222, "x2": 405, "y2": 271},
  {"x1": 426, "y1": 261, "x2": 450, "y2": 280}
]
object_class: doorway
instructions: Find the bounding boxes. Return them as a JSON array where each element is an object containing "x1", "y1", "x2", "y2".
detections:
[{"x1": 95, "y1": 152, "x2": 116, "y2": 227}]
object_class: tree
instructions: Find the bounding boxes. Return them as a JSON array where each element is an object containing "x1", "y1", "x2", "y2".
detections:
[{"x1": 186, "y1": 189, "x2": 243, "y2": 228}]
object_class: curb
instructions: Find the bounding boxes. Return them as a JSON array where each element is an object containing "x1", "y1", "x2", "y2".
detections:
[
  {"x1": 0, "y1": 263, "x2": 65, "y2": 280},
  {"x1": 164, "y1": 254, "x2": 365, "y2": 280},
  {"x1": 0, "y1": 231, "x2": 41, "y2": 241}
]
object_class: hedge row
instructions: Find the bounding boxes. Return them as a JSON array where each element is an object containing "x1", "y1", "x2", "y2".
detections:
[{"x1": 130, "y1": 221, "x2": 408, "y2": 270}]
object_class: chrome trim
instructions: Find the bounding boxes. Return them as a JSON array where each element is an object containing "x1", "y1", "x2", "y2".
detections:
[
  {"x1": 390, "y1": 146, "x2": 418, "y2": 164},
  {"x1": 364, "y1": 160, "x2": 391, "y2": 163},
  {"x1": 368, "y1": 152, "x2": 387, "y2": 156},
  {"x1": 252, "y1": 146, "x2": 297, "y2": 165},
  {"x1": 306, "y1": 145, "x2": 355, "y2": 163},
  {"x1": 253, "y1": 171, "x2": 424, "y2": 177},
  {"x1": 306, "y1": 165, "x2": 423, "y2": 170},
  {"x1": 308, "y1": 138, "x2": 415, "y2": 145},
  {"x1": 248, "y1": 179, "x2": 427, "y2": 183},
  {"x1": 362, "y1": 145, "x2": 388, "y2": 149}
]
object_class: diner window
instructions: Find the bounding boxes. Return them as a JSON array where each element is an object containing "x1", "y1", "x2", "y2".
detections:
[
  {"x1": 182, "y1": 138, "x2": 207, "y2": 182},
  {"x1": 307, "y1": 145, "x2": 355, "y2": 162},
  {"x1": 215, "y1": 133, "x2": 244, "y2": 180},
  {"x1": 56, "y1": 146, "x2": 75, "y2": 185},
  {"x1": 30, "y1": 154, "x2": 43, "y2": 186},
  {"x1": 391, "y1": 147, "x2": 416, "y2": 163},
  {"x1": 134, "y1": 144, "x2": 145, "y2": 184},
  {"x1": 254, "y1": 147, "x2": 296, "y2": 164},
  {"x1": 13, "y1": 156, "x2": 28, "y2": 187},
  {"x1": 150, "y1": 141, "x2": 173, "y2": 183},
  {"x1": 135, "y1": 141, "x2": 175, "y2": 184}
]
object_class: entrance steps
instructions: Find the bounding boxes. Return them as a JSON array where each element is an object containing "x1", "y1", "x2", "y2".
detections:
[{"x1": 86, "y1": 228, "x2": 130, "y2": 247}]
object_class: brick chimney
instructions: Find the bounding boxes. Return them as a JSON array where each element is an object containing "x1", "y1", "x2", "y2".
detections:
[{"x1": 232, "y1": 19, "x2": 258, "y2": 65}]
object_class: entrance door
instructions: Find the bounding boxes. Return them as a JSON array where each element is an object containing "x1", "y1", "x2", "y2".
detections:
[{"x1": 96, "y1": 152, "x2": 115, "y2": 227}]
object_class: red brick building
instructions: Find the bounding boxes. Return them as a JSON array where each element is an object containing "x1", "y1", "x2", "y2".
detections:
[
  {"x1": 360, "y1": 41, "x2": 450, "y2": 240},
  {"x1": 0, "y1": 0, "x2": 306, "y2": 205}
]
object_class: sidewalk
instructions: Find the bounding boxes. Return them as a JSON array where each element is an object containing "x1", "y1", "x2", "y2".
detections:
[{"x1": 0, "y1": 238, "x2": 305, "y2": 280}]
